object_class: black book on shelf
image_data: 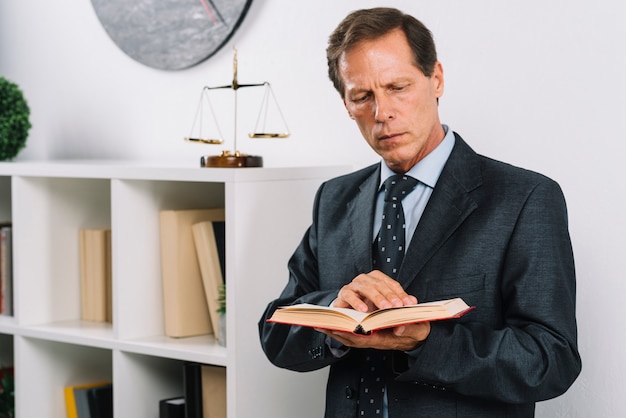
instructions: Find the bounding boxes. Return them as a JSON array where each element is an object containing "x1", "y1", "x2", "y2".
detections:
[
  {"x1": 184, "y1": 362, "x2": 203, "y2": 418},
  {"x1": 159, "y1": 396, "x2": 186, "y2": 418},
  {"x1": 212, "y1": 221, "x2": 226, "y2": 278},
  {"x1": 86, "y1": 383, "x2": 113, "y2": 418}
]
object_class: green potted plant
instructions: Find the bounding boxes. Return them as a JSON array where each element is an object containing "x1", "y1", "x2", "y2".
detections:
[
  {"x1": 0, "y1": 76, "x2": 31, "y2": 161},
  {"x1": 217, "y1": 283, "x2": 226, "y2": 346}
]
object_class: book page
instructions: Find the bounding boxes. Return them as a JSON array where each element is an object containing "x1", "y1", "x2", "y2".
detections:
[{"x1": 281, "y1": 303, "x2": 370, "y2": 322}]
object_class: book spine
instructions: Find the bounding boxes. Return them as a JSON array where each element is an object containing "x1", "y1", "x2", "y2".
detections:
[
  {"x1": 159, "y1": 397, "x2": 185, "y2": 418},
  {"x1": 64, "y1": 386, "x2": 79, "y2": 418},
  {"x1": 0, "y1": 224, "x2": 12, "y2": 316},
  {"x1": 78, "y1": 229, "x2": 112, "y2": 323},
  {"x1": 86, "y1": 383, "x2": 113, "y2": 418},
  {"x1": 200, "y1": 365, "x2": 226, "y2": 418},
  {"x1": 74, "y1": 386, "x2": 90, "y2": 418},
  {"x1": 184, "y1": 362, "x2": 203, "y2": 418},
  {"x1": 191, "y1": 221, "x2": 225, "y2": 340}
]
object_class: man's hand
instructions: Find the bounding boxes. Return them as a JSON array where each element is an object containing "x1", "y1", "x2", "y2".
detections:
[
  {"x1": 335, "y1": 270, "x2": 417, "y2": 312},
  {"x1": 322, "y1": 270, "x2": 430, "y2": 351},
  {"x1": 318, "y1": 322, "x2": 431, "y2": 351}
]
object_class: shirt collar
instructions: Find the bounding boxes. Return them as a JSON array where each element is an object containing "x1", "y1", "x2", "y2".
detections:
[{"x1": 379, "y1": 124, "x2": 455, "y2": 189}]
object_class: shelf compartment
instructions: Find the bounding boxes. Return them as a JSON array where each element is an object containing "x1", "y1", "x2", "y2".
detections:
[
  {"x1": 111, "y1": 179, "x2": 225, "y2": 341},
  {"x1": 14, "y1": 336, "x2": 112, "y2": 417},
  {"x1": 113, "y1": 350, "x2": 184, "y2": 417},
  {"x1": 12, "y1": 176, "x2": 111, "y2": 326}
]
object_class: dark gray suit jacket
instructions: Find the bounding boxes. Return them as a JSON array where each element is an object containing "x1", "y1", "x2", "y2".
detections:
[{"x1": 259, "y1": 133, "x2": 581, "y2": 417}]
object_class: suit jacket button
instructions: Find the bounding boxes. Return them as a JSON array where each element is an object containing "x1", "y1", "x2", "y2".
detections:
[{"x1": 345, "y1": 386, "x2": 354, "y2": 399}]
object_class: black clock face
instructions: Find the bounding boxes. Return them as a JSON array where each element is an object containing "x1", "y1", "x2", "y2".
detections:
[{"x1": 91, "y1": 0, "x2": 253, "y2": 71}]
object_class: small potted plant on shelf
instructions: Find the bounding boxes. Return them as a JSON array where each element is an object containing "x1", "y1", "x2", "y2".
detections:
[
  {"x1": 217, "y1": 283, "x2": 226, "y2": 346},
  {"x1": 0, "y1": 366, "x2": 14, "y2": 418},
  {"x1": 0, "y1": 76, "x2": 31, "y2": 161}
]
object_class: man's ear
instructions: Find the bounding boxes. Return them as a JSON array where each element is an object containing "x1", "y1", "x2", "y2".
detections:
[{"x1": 432, "y1": 61, "x2": 445, "y2": 98}]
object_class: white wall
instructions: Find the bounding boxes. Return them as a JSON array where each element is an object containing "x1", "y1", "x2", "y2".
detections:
[{"x1": 2, "y1": 0, "x2": 625, "y2": 416}]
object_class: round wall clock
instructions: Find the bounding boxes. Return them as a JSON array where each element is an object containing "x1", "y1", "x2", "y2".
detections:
[{"x1": 91, "y1": 0, "x2": 254, "y2": 71}]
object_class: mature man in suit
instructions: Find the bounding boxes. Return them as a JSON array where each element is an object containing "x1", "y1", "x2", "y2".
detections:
[{"x1": 259, "y1": 7, "x2": 581, "y2": 417}]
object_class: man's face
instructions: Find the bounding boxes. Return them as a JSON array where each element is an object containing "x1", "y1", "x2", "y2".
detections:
[{"x1": 339, "y1": 28, "x2": 445, "y2": 173}]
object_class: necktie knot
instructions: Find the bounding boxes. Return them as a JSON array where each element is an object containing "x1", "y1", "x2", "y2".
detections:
[{"x1": 383, "y1": 174, "x2": 418, "y2": 202}]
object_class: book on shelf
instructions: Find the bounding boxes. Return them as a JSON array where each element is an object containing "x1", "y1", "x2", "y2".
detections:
[
  {"x1": 86, "y1": 383, "x2": 113, "y2": 418},
  {"x1": 159, "y1": 208, "x2": 225, "y2": 338},
  {"x1": 0, "y1": 223, "x2": 12, "y2": 316},
  {"x1": 184, "y1": 362, "x2": 203, "y2": 418},
  {"x1": 64, "y1": 381, "x2": 112, "y2": 418},
  {"x1": 78, "y1": 228, "x2": 112, "y2": 323},
  {"x1": 159, "y1": 396, "x2": 185, "y2": 418},
  {"x1": 200, "y1": 364, "x2": 226, "y2": 418},
  {"x1": 268, "y1": 297, "x2": 474, "y2": 335},
  {"x1": 191, "y1": 220, "x2": 226, "y2": 341},
  {"x1": 183, "y1": 362, "x2": 226, "y2": 418}
]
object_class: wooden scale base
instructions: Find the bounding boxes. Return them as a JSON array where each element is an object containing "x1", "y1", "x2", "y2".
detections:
[{"x1": 200, "y1": 151, "x2": 263, "y2": 167}]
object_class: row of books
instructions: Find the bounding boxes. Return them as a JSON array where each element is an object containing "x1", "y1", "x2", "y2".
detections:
[
  {"x1": 159, "y1": 363, "x2": 226, "y2": 418},
  {"x1": 63, "y1": 363, "x2": 225, "y2": 418},
  {"x1": 159, "y1": 208, "x2": 226, "y2": 342},
  {"x1": 70, "y1": 208, "x2": 227, "y2": 417},
  {"x1": 0, "y1": 221, "x2": 111, "y2": 321},
  {"x1": 78, "y1": 207, "x2": 226, "y2": 341},
  {"x1": 64, "y1": 381, "x2": 112, "y2": 418},
  {"x1": 0, "y1": 223, "x2": 12, "y2": 316}
]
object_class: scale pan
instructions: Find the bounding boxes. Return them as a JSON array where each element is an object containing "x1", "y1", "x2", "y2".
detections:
[
  {"x1": 248, "y1": 132, "x2": 290, "y2": 139},
  {"x1": 185, "y1": 137, "x2": 224, "y2": 145}
]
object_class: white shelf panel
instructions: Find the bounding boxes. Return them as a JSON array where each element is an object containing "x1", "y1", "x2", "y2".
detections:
[
  {"x1": 0, "y1": 160, "x2": 346, "y2": 183},
  {"x1": 0, "y1": 315, "x2": 17, "y2": 335},
  {"x1": 119, "y1": 334, "x2": 227, "y2": 366},
  {"x1": 18, "y1": 320, "x2": 116, "y2": 349}
]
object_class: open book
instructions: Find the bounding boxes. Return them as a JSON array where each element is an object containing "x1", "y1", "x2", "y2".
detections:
[{"x1": 268, "y1": 297, "x2": 473, "y2": 335}]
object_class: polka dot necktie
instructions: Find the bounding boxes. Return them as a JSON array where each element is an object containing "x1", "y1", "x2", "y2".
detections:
[
  {"x1": 358, "y1": 174, "x2": 418, "y2": 417},
  {"x1": 373, "y1": 174, "x2": 419, "y2": 278}
]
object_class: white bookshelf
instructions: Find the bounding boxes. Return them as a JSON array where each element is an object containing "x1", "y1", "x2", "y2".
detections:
[{"x1": 0, "y1": 160, "x2": 349, "y2": 418}]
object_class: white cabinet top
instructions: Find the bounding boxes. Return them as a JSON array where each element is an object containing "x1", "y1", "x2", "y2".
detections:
[{"x1": 0, "y1": 160, "x2": 352, "y2": 182}]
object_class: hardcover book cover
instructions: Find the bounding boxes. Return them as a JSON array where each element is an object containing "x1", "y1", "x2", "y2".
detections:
[
  {"x1": 78, "y1": 228, "x2": 112, "y2": 323},
  {"x1": 192, "y1": 220, "x2": 226, "y2": 340},
  {"x1": 159, "y1": 208, "x2": 225, "y2": 338}
]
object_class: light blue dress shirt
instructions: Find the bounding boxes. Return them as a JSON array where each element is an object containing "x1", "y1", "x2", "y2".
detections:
[{"x1": 374, "y1": 125, "x2": 455, "y2": 245}]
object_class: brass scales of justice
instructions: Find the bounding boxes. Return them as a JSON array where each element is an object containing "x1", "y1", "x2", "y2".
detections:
[{"x1": 185, "y1": 48, "x2": 290, "y2": 167}]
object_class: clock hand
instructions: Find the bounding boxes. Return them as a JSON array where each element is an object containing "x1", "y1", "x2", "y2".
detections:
[{"x1": 199, "y1": 0, "x2": 225, "y2": 25}]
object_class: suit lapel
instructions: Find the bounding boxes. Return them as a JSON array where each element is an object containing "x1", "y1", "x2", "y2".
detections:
[
  {"x1": 398, "y1": 134, "x2": 482, "y2": 288},
  {"x1": 346, "y1": 165, "x2": 380, "y2": 274}
]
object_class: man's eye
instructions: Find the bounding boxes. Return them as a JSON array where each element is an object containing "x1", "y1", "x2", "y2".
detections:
[{"x1": 353, "y1": 95, "x2": 368, "y2": 103}]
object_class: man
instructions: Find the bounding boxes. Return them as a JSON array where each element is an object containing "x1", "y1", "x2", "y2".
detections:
[{"x1": 259, "y1": 7, "x2": 581, "y2": 417}]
